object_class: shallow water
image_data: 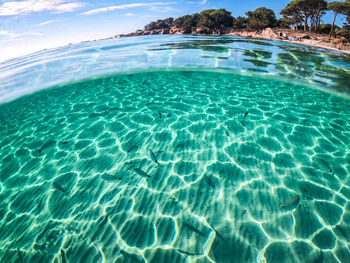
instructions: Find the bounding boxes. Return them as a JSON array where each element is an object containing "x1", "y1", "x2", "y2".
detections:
[
  {"x1": 1, "y1": 35, "x2": 350, "y2": 103},
  {"x1": 0, "y1": 70, "x2": 349, "y2": 262}
]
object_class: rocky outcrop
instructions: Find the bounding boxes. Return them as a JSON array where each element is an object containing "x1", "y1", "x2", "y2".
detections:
[
  {"x1": 114, "y1": 27, "x2": 350, "y2": 53},
  {"x1": 258, "y1": 27, "x2": 279, "y2": 40}
]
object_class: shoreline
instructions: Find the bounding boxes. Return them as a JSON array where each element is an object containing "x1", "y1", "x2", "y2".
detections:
[{"x1": 115, "y1": 27, "x2": 350, "y2": 55}]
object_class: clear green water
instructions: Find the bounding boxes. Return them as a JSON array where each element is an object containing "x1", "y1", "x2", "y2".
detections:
[{"x1": 0, "y1": 70, "x2": 349, "y2": 262}]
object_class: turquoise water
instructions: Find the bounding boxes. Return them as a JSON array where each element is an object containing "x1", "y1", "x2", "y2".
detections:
[{"x1": 0, "y1": 36, "x2": 350, "y2": 262}]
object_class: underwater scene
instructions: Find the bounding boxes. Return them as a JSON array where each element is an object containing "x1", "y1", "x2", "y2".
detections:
[{"x1": 0, "y1": 36, "x2": 350, "y2": 263}]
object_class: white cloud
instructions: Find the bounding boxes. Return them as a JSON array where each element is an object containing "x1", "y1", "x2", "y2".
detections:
[
  {"x1": 81, "y1": 2, "x2": 176, "y2": 15},
  {"x1": 148, "y1": 6, "x2": 178, "y2": 12},
  {"x1": 0, "y1": 30, "x2": 43, "y2": 40},
  {"x1": 125, "y1": 13, "x2": 134, "y2": 16},
  {"x1": 0, "y1": 30, "x2": 19, "y2": 38},
  {"x1": 35, "y1": 20, "x2": 59, "y2": 27},
  {"x1": 0, "y1": 38, "x2": 24, "y2": 43},
  {"x1": 187, "y1": 0, "x2": 207, "y2": 4},
  {"x1": 0, "y1": 0, "x2": 82, "y2": 16}
]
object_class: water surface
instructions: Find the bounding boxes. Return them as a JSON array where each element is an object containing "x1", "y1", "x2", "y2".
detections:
[{"x1": 0, "y1": 36, "x2": 350, "y2": 263}]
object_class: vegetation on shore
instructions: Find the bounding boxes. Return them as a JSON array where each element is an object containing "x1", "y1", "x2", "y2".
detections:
[{"x1": 141, "y1": 0, "x2": 350, "y2": 41}]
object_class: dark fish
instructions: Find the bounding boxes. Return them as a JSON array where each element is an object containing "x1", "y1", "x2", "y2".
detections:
[
  {"x1": 101, "y1": 173, "x2": 119, "y2": 181},
  {"x1": 280, "y1": 195, "x2": 300, "y2": 208},
  {"x1": 134, "y1": 168, "x2": 150, "y2": 178},
  {"x1": 17, "y1": 249, "x2": 24, "y2": 262},
  {"x1": 182, "y1": 222, "x2": 206, "y2": 237},
  {"x1": 147, "y1": 149, "x2": 161, "y2": 166},
  {"x1": 158, "y1": 111, "x2": 162, "y2": 119},
  {"x1": 167, "y1": 113, "x2": 172, "y2": 117},
  {"x1": 53, "y1": 182, "x2": 69, "y2": 197},
  {"x1": 62, "y1": 141, "x2": 69, "y2": 145},
  {"x1": 243, "y1": 111, "x2": 249, "y2": 119},
  {"x1": 60, "y1": 249, "x2": 67, "y2": 263},
  {"x1": 109, "y1": 107, "x2": 122, "y2": 111},
  {"x1": 88, "y1": 113, "x2": 102, "y2": 118},
  {"x1": 127, "y1": 145, "x2": 138, "y2": 153},
  {"x1": 315, "y1": 158, "x2": 332, "y2": 173},
  {"x1": 53, "y1": 182, "x2": 66, "y2": 193},
  {"x1": 41, "y1": 140, "x2": 57, "y2": 151},
  {"x1": 208, "y1": 223, "x2": 225, "y2": 241}
]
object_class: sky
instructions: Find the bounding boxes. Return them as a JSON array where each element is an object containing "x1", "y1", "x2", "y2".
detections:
[{"x1": 0, "y1": 0, "x2": 348, "y2": 61}]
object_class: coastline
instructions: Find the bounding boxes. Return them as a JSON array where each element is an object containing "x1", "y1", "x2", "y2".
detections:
[{"x1": 115, "y1": 27, "x2": 350, "y2": 55}]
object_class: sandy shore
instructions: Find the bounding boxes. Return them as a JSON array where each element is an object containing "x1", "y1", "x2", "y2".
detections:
[{"x1": 227, "y1": 28, "x2": 350, "y2": 55}]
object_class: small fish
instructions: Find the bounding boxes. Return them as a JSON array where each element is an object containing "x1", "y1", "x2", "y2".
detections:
[
  {"x1": 62, "y1": 141, "x2": 69, "y2": 145},
  {"x1": 243, "y1": 111, "x2": 249, "y2": 119},
  {"x1": 88, "y1": 113, "x2": 102, "y2": 118},
  {"x1": 280, "y1": 195, "x2": 300, "y2": 208},
  {"x1": 53, "y1": 182, "x2": 69, "y2": 197},
  {"x1": 134, "y1": 168, "x2": 150, "y2": 178},
  {"x1": 315, "y1": 158, "x2": 332, "y2": 173},
  {"x1": 147, "y1": 149, "x2": 161, "y2": 166},
  {"x1": 17, "y1": 249, "x2": 24, "y2": 262},
  {"x1": 167, "y1": 113, "x2": 172, "y2": 118},
  {"x1": 41, "y1": 140, "x2": 57, "y2": 151},
  {"x1": 109, "y1": 107, "x2": 122, "y2": 111},
  {"x1": 182, "y1": 222, "x2": 206, "y2": 237},
  {"x1": 158, "y1": 111, "x2": 162, "y2": 119},
  {"x1": 127, "y1": 145, "x2": 138, "y2": 153},
  {"x1": 101, "y1": 173, "x2": 119, "y2": 181}
]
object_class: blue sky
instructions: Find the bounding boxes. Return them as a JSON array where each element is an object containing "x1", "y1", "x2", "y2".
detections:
[{"x1": 0, "y1": 0, "x2": 348, "y2": 61}]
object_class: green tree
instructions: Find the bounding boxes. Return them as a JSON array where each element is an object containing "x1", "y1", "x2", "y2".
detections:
[
  {"x1": 173, "y1": 14, "x2": 199, "y2": 33},
  {"x1": 309, "y1": 0, "x2": 327, "y2": 32},
  {"x1": 328, "y1": 1, "x2": 350, "y2": 37},
  {"x1": 280, "y1": 2, "x2": 303, "y2": 30},
  {"x1": 281, "y1": 0, "x2": 327, "y2": 32},
  {"x1": 197, "y1": 9, "x2": 233, "y2": 32},
  {"x1": 144, "y1": 17, "x2": 174, "y2": 31},
  {"x1": 210, "y1": 9, "x2": 233, "y2": 28},
  {"x1": 233, "y1": 16, "x2": 248, "y2": 29},
  {"x1": 197, "y1": 9, "x2": 216, "y2": 29},
  {"x1": 246, "y1": 7, "x2": 277, "y2": 30}
]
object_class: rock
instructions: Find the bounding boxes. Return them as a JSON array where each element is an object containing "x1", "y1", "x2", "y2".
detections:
[
  {"x1": 259, "y1": 28, "x2": 279, "y2": 40},
  {"x1": 161, "y1": 28, "x2": 169, "y2": 34},
  {"x1": 193, "y1": 27, "x2": 209, "y2": 34}
]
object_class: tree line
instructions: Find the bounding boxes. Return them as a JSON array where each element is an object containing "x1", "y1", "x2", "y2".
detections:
[{"x1": 143, "y1": 0, "x2": 350, "y2": 39}]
